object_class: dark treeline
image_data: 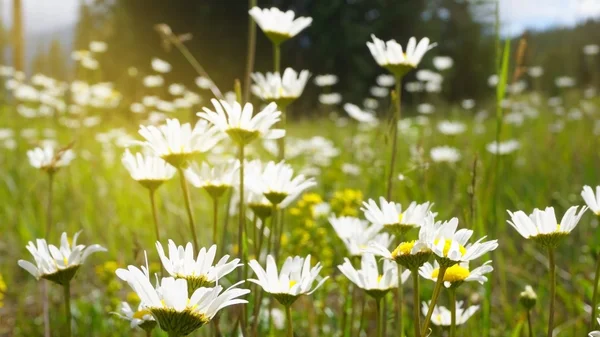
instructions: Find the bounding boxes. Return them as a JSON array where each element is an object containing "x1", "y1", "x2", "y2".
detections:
[{"x1": 23, "y1": 0, "x2": 600, "y2": 112}]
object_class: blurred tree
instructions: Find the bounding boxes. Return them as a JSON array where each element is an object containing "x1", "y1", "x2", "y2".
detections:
[
  {"x1": 31, "y1": 45, "x2": 47, "y2": 75},
  {"x1": 12, "y1": 0, "x2": 24, "y2": 71},
  {"x1": 48, "y1": 39, "x2": 67, "y2": 80}
]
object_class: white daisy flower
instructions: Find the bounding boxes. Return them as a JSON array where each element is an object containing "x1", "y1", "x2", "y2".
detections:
[
  {"x1": 582, "y1": 185, "x2": 600, "y2": 215},
  {"x1": 584, "y1": 44, "x2": 600, "y2": 56},
  {"x1": 437, "y1": 120, "x2": 466, "y2": 135},
  {"x1": 507, "y1": 206, "x2": 587, "y2": 247},
  {"x1": 248, "y1": 254, "x2": 328, "y2": 306},
  {"x1": 419, "y1": 260, "x2": 493, "y2": 288},
  {"x1": 89, "y1": 41, "x2": 108, "y2": 53},
  {"x1": 430, "y1": 146, "x2": 461, "y2": 163},
  {"x1": 318, "y1": 92, "x2": 342, "y2": 105},
  {"x1": 421, "y1": 301, "x2": 479, "y2": 326},
  {"x1": 156, "y1": 241, "x2": 241, "y2": 291},
  {"x1": 246, "y1": 160, "x2": 316, "y2": 207},
  {"x1": 486, "y1": 140, "x2": 520, "y2": 155},
  {"x1": 116, "y1": 266, "x2": 249, "y2": 337},
  {"x1": 361, "y1": 197, "x2": 433, "y2": 235},
  {"x1": 424, "y1": 217, "x2": 499, "y2": 267},
  {"x1": 249, "y1": 7, "x2": 312, "y2": 44},
  {"x1": 18, "y1": 232, "x2": 107, "y2": 285},
  {"x1": 528, "y1": 66, "x2": 544, "y2": 78},
  {"x1": 114, "y1": 301, "x2": 156, "y2": 332},
  {"x1": 251, "y1": 68, "x2": 310, "y2": 107},
  {"x1": 143, "y1": 75, "x2": 164, "y2": 88},
  {"x1": 433, "y1": 56, "x2": 453, "y2": 71},
  {"x1": 27, "y1": 144, "x2": 75, "y2": 173},
  {"x1": 122, "y1": 149, "x2": 176, "y2": 190},
  {"x1": 328, "y1": 216, "x2": 391, "y2": 257},
  {"x1": 376, "y1": 74, "x2": 396, "y2": 87},
  {"x1": 185, "y1": 161, "x2": 238, "y2": 198},
  {"x1": 367, "y1": 34, "x2": 435, "y2": 77},
  {"x1": 338, "y1": 253, "x2": 409, "y2": 299},
  {"x1": 138, "y1": 118, "x2": 222, "y2": 168},
  {"x1": 198, "y1": 99, "x2": 284, "y2": 146}
]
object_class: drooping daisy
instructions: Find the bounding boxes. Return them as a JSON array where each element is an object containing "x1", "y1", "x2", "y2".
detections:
[
  {"x1": 507, "y1": 206, "x2": 587, "y2": 247},
  {"x1": 114, "y1": 301, "x2": 157, "y2": 332},
  {"x1": 18, "y1": 232, "x2": 107, "y2": 285},
  {"x1": 249, "y1": 7, "x2": 312, "y2": 44},
  {"x1": 122, "y1": 149, "x2": 176, "y2": 190},
  {"x1": 419, "y1": 260, "x2": 493, "y2": 288},
  {"x1": 519, "y1": 285, "x2": 537, "y2": 309},
  {"x1": 421, "y1": 301, "x2": 479, "y2": 326},
  {"x1": 198, "y1": 99, "x2": 284, "y2": 146},
  {"x1": 582, "y1": 186, "x2": 600, "y2": 215},
  {"x1": 248, "y1": 254, "x2": 328, "y2": 306},
  {"x1": 247, "y1": 160, "x2": 316, "y2": 207},
  {"x1": 117, "y1": 266, "x2": 249, "y2": 337},
  {"x1": 184, "y1": 161, "x2": 238, "y2": 199},
  {"x1": 367, "y1": 35, "x2": 435, "y2": 77},
  {"x1": 329, "y1": 216, "x2": 391, "y2": 257},
  {"x1": 338, "y1": 253, "x2": 409, "y2": 299},
  {"x1": 27, "y1": 143, "x2": 75, "y2": 173},
  {"x1": 251, "y1": 68, "x2": 310, "y2": 108},
  {"x1": 156, "y1": 241, "x2": 241, "y2": 293},
  {"x1": 425, "y1": 217, "x2": 499, "y2": 268},
  {"x1": 138, "y1": 119, "x2": 222, "y2": 168},
  {"x1": 361, "y1": 197, "x2": 432, "y2": 236}
]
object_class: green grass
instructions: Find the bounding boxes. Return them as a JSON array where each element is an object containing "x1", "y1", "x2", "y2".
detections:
[{"x1": 1, "y1": 91, "x2": 600, "y2": 337}]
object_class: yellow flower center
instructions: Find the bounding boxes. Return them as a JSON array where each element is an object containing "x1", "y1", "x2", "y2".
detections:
[
  {"x1": 556, "y1": 224, "x2": 561, "y2": 231},
  {"x1": 289, "y1": 280, "x2": 297, "y2": 289},
  {"x1": 392, "y1": 241, "x2": 416, "y2": 257},
  {"x1": 431, "y1": 264, "x2": 470, "y2": 283},
  {"x1": 377, "y1": 275, "x2": 383, "y2": 284},
  {"x1": 398, "y1": 212, "x2": 405, "y2": 223},
  {"x1": 433, "y1": 238, "x2": 466, "y2": 257},
  {"x1": 133, "y1": 309, "x2": 151, "y2": 319}
]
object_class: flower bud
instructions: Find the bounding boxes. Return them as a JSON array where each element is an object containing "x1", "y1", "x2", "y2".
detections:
[{"x1": 519, "y1": 285, "x2": 537, "y2": 310}]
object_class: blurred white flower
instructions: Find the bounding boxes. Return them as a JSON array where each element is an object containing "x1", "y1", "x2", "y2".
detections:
[
  {"x1": 314, "y1": 74, "x2": 338, "y2": 87},
  {"x1": 318, "y1": 92, "x2": 342, "y2": 105},
  {"x1": 486, "y1": 140, "x2": 520, "y2": 155},
  {"x1": 131, "y1": 103, "x2": 146, "y2": 114},
  {"x1": 342, "y1": 163, "x2": 361, "y2": 176},
  {"x1": 461, "y1": 99, "x2": 475, "y2": 110},
  {"x1": 169, "y1": 83, "x2": 186, "y2": 96},
  {"x1": 488, "y1": 74, "x2": 498, "y2": 87},
  {"x1": 430, "y1": 146, "x2": 461, "y2": 163},
  {"x1": 437, "y1": 121, "x2": 466, "y2": 135},
  {"x1": 433, "y1": 56, "x2": 453, "y2": 71},
  {"x1": 195, "y1": 76, "x2": 213, "y2": 90},
  {"x1": 89, "y1": 41, "x2": 108, "y2": 53},
  {"x1": 143, "y1": 75, "x2": 164, "y2": 88},
  {"x1": 405, "y1": 81, "x2": 424, "y2": 93},
  {"x1": 151, "y1": 58, "x2": 171, "y2": 73},
  {"x1": 376, "y1": 74, "x2": 396, "y2": 87},
  {"x1": 344, "y1": 103, "x2": 378, "y2": 124},
  {"x1": 528, "y1": 66, "x2": 544, "y2": 78},
  {"x1": 27, "y1": 144, "x2": 75, "y2": 173},
  {"x1": 583, "y1": 44, "x2": 600, "y2": 56},
  {"x1": 555, "y1": 76, "x2": 575, "y2": 88},
  {"x1": 370, "y1": 86, "x2": 389, "y2": 98},
  {"x1": 417, "y1": 103, "x2": 435, "y2": 114},
  {"x1": 363, "y1": 98, "x2": 379, "y2": 110}
]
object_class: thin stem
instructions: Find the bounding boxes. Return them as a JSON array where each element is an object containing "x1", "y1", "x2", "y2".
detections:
[
  {"x1": 547, "y1": 248, "x2": 556, "y2": 337},
  {"x1": 238, "y1": 144, "x2": 247, "y2": 337},
  {"x1": 591, "y1": 253, "x2": 600, "y2": 331},
  {"x1": 45, "y1": 172, "x2": 54, "y2": 239},
  {"x1": 421, "y1": 266, "x2": 448, "y2": 337},
  {"x1": 376, "y1": 298, "x2": 383, "y2": 337},
  {"x1": 412, "y1": 268, "x2": 421, "y2": 337},
  {"x1": 340, "y1": 279, "x2": 350, "y2": 337},
  {"x1": 349, "y1": 281, "x2": 357, "y2": 337},
  {"x1": 149, "y1": 188, "x2": 160, "y2": 243},
  {"x1": 212, "y1": 196, "x2": 219, "y2": 244},
  {"x1": 167, "y1": 33, "x2": 223, "y2": 100},
  {"x1": 146, "y1": 330, "x2": 152, "y2": 337},
  {"x1": 386, "y1": 78, "x2": 402, "y2": 200},
  {"x1": 527, "y1": 309, "x2": 533, "y2": 337},
  {"x1": 274, "y1": 43, "x2": 281, "y2": 73},
  {"x1": 242, "y1": 0, "x2": 257, "y2": 104},
  {"x1": 397, "y1": 264, "x2": 404, "y2": 337},
  {"x1": 286, "y1": 305, "x2": 293, "y2": 337},
  {"x1": 64, "y1": 282, "x2": 72, "y2": 337},
  {"x1": 449, "y1": 288, "x2": 457, "y2": 337},
  {"x1": 177, "y1": 168, "x2": 198, "y2": 250}
]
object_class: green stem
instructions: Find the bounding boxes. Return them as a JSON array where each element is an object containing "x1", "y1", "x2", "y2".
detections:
[
  {"x1": 212, "y1": 196, "x2": 219, "y2": 245},
  {"x1": 238, "y1": 144, "x2": 247, "y2": 337},
  {"x1": 591, "y1": 253, "x2": 600, "y2": 331},
  {"x1": 397, "y1": 264, "x2": 404, "y2": 337},
  {"x1": 177, "y1": 168, "x2": 198, "y2": 250},
  {"x1": 449, "y1": 288, "x2": 456, "y2": 337},
  {"x1": 340, "y1": 280, "x2": 350, "y2": 337},
  {"x1": 64, "y1": 282, "x2": 71, "y2": 337},
  {"x1": 421, "y1": 266, "x2": 448, "y2": 337},
  {"x1": 45, "y1": 172, "x2": 54, "y2": 239},
  {"x1": 527, "y1": 309, "x2": 533, "y2": 337},
  {"x1": 274, "y1": 43, "x2": 281, "y2": 73},
  {"x1": 243, "y1": 0, "x2": 258, "y2": 104},
  {"x1": 286, "y1": 305, "x2": 293, "y2": 337},
  {"x1": 547, "y1": 248, "x2": 556, "y2": 337},
  {"x1": 149, "y1": 188, "x2": 160, "y2": 243},
  {"x1": 412, "y1": 268, "x2": 421, "y2": 337},
  {"x1": 278, "y1": 106, "x2": 286, "y2": 160},
  {"x1": 376, "y1": 298, "x2": 383, "y2": 337},
  {"x1": 386, "y1": 78, "x2": 402, "y2": 200}
]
